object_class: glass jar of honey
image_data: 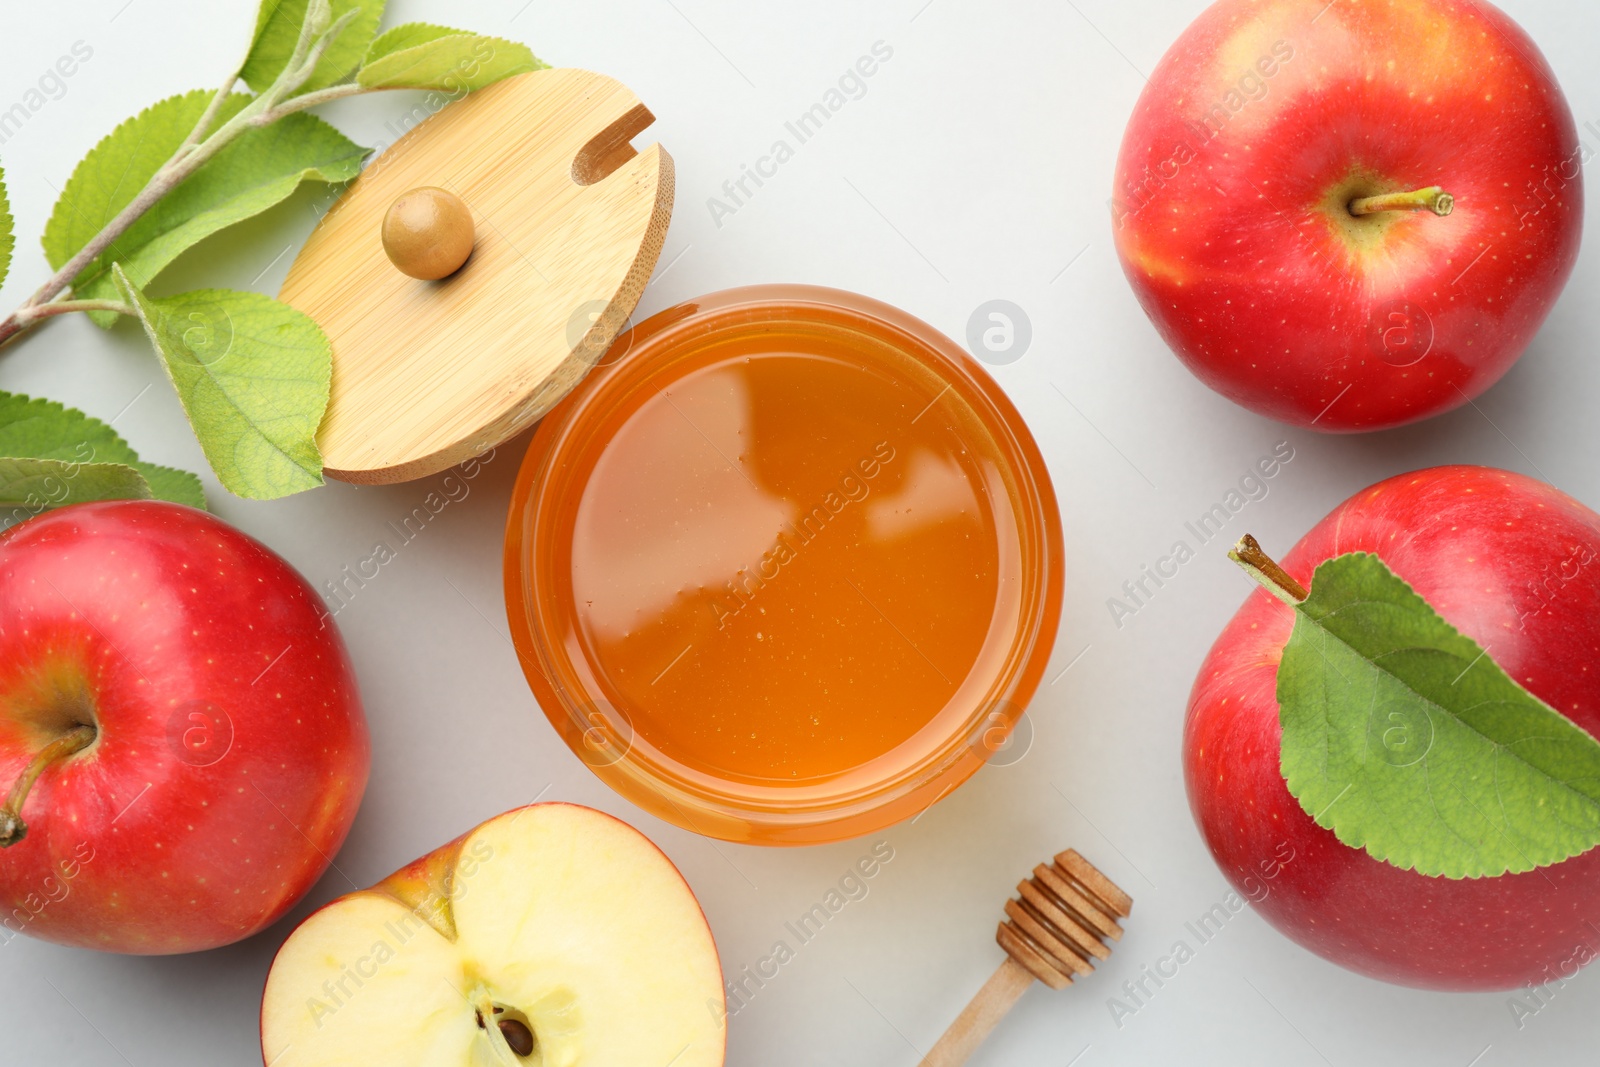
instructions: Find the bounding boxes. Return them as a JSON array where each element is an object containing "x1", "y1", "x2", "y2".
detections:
[{"x1": 504, "y1": 286, "x2": 1062, "y2": 844}]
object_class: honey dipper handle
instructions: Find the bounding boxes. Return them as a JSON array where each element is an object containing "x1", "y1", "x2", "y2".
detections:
[{"x1": 918, "y1": 957, "x2": 1036, "y2": 1067}]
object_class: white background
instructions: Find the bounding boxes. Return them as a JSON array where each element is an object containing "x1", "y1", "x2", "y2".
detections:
[{"x1": 1, "y1": 1, "x2": 1597, "y2": 1064}]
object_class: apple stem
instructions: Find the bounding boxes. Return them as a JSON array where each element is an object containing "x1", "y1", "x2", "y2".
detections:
[
  {"x1": 0, "y1": 725, "x2": 96, "y2": 848},
  {"x1": 1349, "y1": 186, "x2": 1455, "y2": 218},
  {"x1": 1229, "y1": 535, "x2": 1309, "y2": 607}
]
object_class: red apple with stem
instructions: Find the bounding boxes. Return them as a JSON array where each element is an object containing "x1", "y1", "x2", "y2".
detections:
[
  {"x1": 0, "y1": 501, "x2": 369, "y2": 954},
  {"x1": 1186, "y1": 466, "x2": 1600, "y2": 990},
  {"x1": 1114, "y1": 0, "x2": 1584, "y2": 431}
]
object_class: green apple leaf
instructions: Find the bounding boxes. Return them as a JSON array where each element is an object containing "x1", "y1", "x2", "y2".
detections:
[
  {"x1": 364, "y1": 21, "x2": 466, "y2": 58},
  {"x1": 0, "y1": 166, "x2": 12, "y2": 291},
  {"x1": 1274, "y1": 550, "x2": 1600, "y2": 878},
  {"x1": 121, "y1": 463, "x2": 205, "y2": 510},
  {"x1": 0, "y1": 390, "x2": 205, "y2": 509},
  {"x1": 43, "y1": 90, "x2": 368, "y2": 326},
  {"x1": 241, "y1": 0, "x2": 387, "y2": 95},
  {"x1": 115, "y1": 268, "x2": 329, "y2": 500},
  {"x1": 358, "y1": 25, "x2": 544, "y2": 92},
  {"x1": 0, "y1": 458, "x2": 152, "y2": 518}
]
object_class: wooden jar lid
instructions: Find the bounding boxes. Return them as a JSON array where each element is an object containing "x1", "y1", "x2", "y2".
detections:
[{"x1": 279, "y1": 69, "x2": 674, "y2": 484}]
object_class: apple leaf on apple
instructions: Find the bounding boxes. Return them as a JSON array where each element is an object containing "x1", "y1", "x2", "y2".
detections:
[
  {"x1": 1276, "y1": 551, "x2": 1600, "y2": 879},
  {"x1": 115, "y1": 268, "x2": 330, "y2": 500},
  {"x1": 42, "y1": 90, "x2": 368, "y2": 327},
  {"x1": 0, "y1": 166, "x2": 12, "y2": 291},
  {"x1": 358, "y1": 24, "x2": 545, "y2": 91},
  {"x1": 240, "y1": 0, "x2": 388, "y2": 96},
  {"x1": 0, "y1": 390, "x2": 205, "y2": 511}
]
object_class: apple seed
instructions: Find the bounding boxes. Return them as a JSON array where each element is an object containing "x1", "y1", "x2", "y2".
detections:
[{"x1": 499, "y1": 1018, "x2": 536, "y2": 1057}]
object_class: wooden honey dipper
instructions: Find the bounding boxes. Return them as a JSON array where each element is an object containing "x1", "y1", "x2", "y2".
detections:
[{"x1": 919, "y1": 849, "x2": 1133, "y2": 1067}]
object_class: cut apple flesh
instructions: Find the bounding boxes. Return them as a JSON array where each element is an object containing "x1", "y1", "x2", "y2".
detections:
[{"x1": 261, "y1": 804, "x2": 725, "y2": 1066}]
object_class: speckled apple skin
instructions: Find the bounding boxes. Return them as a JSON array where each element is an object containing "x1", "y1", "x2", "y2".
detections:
[
  {"x1": 0, "y1": 502, "x2": 370, "y2": 954},
  {"x1": 1115, "y1": 0, "x2": 1583, "y2": 432},
  {"x1": 1186, "y1": 467, "x2": 1600, "y2": 990}
]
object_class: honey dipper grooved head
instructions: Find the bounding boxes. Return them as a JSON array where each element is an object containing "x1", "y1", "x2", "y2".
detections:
[{"x1": 996, "y1": 849, "x2": 1132, "y2": 990}]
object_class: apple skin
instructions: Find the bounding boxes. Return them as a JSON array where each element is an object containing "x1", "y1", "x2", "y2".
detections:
[
  {"x1": 0, "y1": 501, "x2": 369, "y2": 954},
  {"x1": 1186, "y1": 466, "x2": 1600, "y2": 990},
  {"x1": 1114, "y1": 0, "x2": 1584, "y2": 432}
]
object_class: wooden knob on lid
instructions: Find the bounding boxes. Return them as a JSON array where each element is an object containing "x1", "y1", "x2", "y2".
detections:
[
  {"x1": 382, "y1": 186, "x2": 475, "y2": 280},
  {"x1": 919, "y1": 849, "x2": 1132, "y2": 1067}
]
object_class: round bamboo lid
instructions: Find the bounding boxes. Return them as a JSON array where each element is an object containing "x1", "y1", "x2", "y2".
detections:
[{"x1": 279, "y1": 68, "x2": 673, "y2": 483}]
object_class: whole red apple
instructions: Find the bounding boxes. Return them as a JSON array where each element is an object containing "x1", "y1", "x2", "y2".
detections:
[
  {"x1": 1186, "y1": 466, "x2": 1600, "y2": 990},
  {"x1": 1114, "y1": 0, "x2": 1584, "y2": 431},
  {"x1": 0, "y1": 501, "x2": 369, "y2": 954}
]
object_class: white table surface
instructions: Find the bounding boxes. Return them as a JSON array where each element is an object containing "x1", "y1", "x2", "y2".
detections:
[{"x1": 2, "y1": 1, "x2": 1597, "y2": 1064}]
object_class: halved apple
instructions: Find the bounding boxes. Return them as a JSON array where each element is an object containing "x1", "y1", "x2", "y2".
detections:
[{"x1": 261, "y1": 803, "x2": 726, "y2": 1066}]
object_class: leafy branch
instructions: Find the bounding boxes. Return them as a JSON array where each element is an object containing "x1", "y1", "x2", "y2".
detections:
[{"x1": 0, "y1": 0, "x2": 543, "y2": 501}]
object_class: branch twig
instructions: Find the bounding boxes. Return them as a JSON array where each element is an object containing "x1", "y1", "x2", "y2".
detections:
[
  {"x1": 0, "y1": 1, "x2": 361, "y2": 353},
  {"x1": 14, "y1": 299, "x2": 136, "y2": 325}
]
